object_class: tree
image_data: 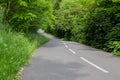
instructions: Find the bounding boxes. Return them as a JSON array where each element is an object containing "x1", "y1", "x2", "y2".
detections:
[{"x1": 0, "y1": 0, "x2": 53, "y2": 32}]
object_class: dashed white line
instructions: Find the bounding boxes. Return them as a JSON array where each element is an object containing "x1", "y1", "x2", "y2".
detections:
[
  {"x1": 63, "y1": 42, "x2": 66, "y2": 45},
  {"x1": 63, "y1": 42, "x2": 109, "y2": 73},
  {"x1": 80, "y1": 57, "x2": 109, "y2": 73},
  {"x1": 69, "y1": 49, "x2": 76, "y2": 55},
  {"x1": 63, "y1": 43, "x2": 66, "y2": 46},
  {"x1": 63, "y1": 42, "x2": 76, "y2": 55},
  {"x1": 65, "y1": 45, "x2": 68, "y2": 48},
  {"x1": 63, "y1": 42, "x2": 68, "y2": 48}
]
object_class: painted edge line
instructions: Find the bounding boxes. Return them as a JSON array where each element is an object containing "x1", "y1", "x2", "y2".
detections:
[
  {"x1": 80, "y1": 57, "x2": 109, "y2": 73},
  {"x1": 69, "y1": 49, "x2": 76, "y2": 55}
]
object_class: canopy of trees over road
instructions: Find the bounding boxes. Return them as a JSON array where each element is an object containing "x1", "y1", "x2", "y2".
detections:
[
  {"x1": 44, "y1": 0, "x2": 120, "y2": 56},
  {"x1": 0, "y1": 0, "x2": 120, "y2": 55},
  {"x1": 0, "y1": 0, "x2": 120, "y2": 79}
]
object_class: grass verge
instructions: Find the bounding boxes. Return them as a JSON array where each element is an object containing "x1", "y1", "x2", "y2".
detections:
[{"x1": 0, "y1": 29, "x2": 49, "y2": 80}]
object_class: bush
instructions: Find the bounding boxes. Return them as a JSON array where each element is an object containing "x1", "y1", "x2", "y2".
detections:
[
  {"x1": 109, "y1": 41, "x2": 120, "y2": 56},
  {"x1": 71, "y1": 24, "x2": 86, "y2": 43},
  {"x1": 44, "y1": 0, "x2": 120, "y2": 56},
  {"x1": 85, "y1": 0, "x2": 120, "y2": 50},
  {"x1": 47, "y1": 0, "x2": 88, "y2": 41},
  {"x1": 106, "y1": 24, "x2": 120, "y2": 41}
]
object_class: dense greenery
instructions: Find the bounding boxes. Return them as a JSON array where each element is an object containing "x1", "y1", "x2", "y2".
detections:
[
  {"x1": 0, "y1": 29, "x2": 49, "y2": 80},
  {"x1": 0, "y1": 0, "x2": 120, "y2": 79},
  {"x1": 0, "y1": 0, "x2": 50, "y2": 79},
  {"x1": 45, "y1": 0, "x2": 120, "y2": 55},
  {"x1": 0, "y1": 0, "x2": 54, "y2": 32}
]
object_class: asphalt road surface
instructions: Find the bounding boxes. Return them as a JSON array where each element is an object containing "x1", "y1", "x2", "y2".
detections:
[{"x1": 22, "y1": 30, "x2": 120, "y2": 80}]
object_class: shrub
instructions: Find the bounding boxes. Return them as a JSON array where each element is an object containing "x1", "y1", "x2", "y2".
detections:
[
  {"x1": 109, "y1": 41, "x2": 120, "y2": 56},
  {"x1": 106, "y1": 24, "x2": 120, "y2": 41},
  {"x1": 85, "y1": 0, "x2": 120, "y2": 50}
]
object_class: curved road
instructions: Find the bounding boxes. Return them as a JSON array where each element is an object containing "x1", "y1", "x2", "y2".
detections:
[{"x1": 22, "y1": 30, "x2": 120, "y2": 80}]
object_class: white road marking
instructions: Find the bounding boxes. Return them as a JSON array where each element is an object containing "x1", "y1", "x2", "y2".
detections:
[
  {"x1": 63, "y1": 42, "x2": 66, "y2": 45},
  {"x1": 63, "y1": 42, "x2": 68, "y2": 48},
  {"x1": 63, "y1": 42, "x2": 76, "y2": 55},
  {"x1": 65, "y1": 45, "x2": 68, "y2": 48},
  {"x1": 63, "y1": 42, "x2": 109, "y2": 73},
  {"x1": 69, "y1": 49, "x2": 76, "y2": 55},
  {"x1": 80, "y1": 57, "x2": 109, "y2": 73}
]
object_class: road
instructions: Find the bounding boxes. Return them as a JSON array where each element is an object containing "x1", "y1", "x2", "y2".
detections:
[{"x1": 22, "y1": 30, "x2": 120, "y2": 80}]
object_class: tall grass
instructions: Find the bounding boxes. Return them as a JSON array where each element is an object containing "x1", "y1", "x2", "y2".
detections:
[{"x1": 0, "y1": 29, "x2": 49, "y2": 80}]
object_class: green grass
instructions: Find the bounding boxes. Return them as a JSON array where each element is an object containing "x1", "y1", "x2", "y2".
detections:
[{"x1": 0, "y1": 29, "x2": 49, "y2": 80}]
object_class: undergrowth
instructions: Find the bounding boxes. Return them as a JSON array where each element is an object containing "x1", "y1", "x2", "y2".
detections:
[{"x1": 0, "y1": 29, "x2": 49, "y2": 80}]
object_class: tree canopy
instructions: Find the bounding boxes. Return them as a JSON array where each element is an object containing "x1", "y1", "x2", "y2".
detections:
[{"x1": 0, "y1": 0, "x2": 120, "y2": 55}]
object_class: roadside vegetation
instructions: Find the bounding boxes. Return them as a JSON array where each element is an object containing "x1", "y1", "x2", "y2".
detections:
[
  {"x1": 0, "y1": 29, "x2": 49, "y2": 80},
  {"x1": 0, "y1": 0, "x2": 49, "y2": 80},
  {"x1": 0, "y1": 0, "x2": 120, "y2": 79},
  {"x1": 44, "y1": 0, "x2": 120, "y2": 56}
]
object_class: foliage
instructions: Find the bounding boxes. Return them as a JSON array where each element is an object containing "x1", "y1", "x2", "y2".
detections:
[
  {"x1": 46, "y1": 0, "x2": 88, "y2": 41},
  {"x1": 44, "y1": 0, "x2": 120, "y2": 56},
  {"x1": 0, "y1": 0, "x2": 53, "y2": 32},
  {"x1": 109, "y1": 41, "x2": 120, "y2": 56},
  {"x1": 0, "y1": 5, "x2": 4, "y2": 29},
  {"x1": 25, "y1": 32, "x2": 49, "y2": 47},
  {"x1": 0, "y1": 29, "x2": 49, "y2": 80},
  {"x1": 85, "y1": 0, "x2": 120, "y2": 51},
  {"x1": 0, "y1": 0, "x2": 50, "y2": 79}
]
